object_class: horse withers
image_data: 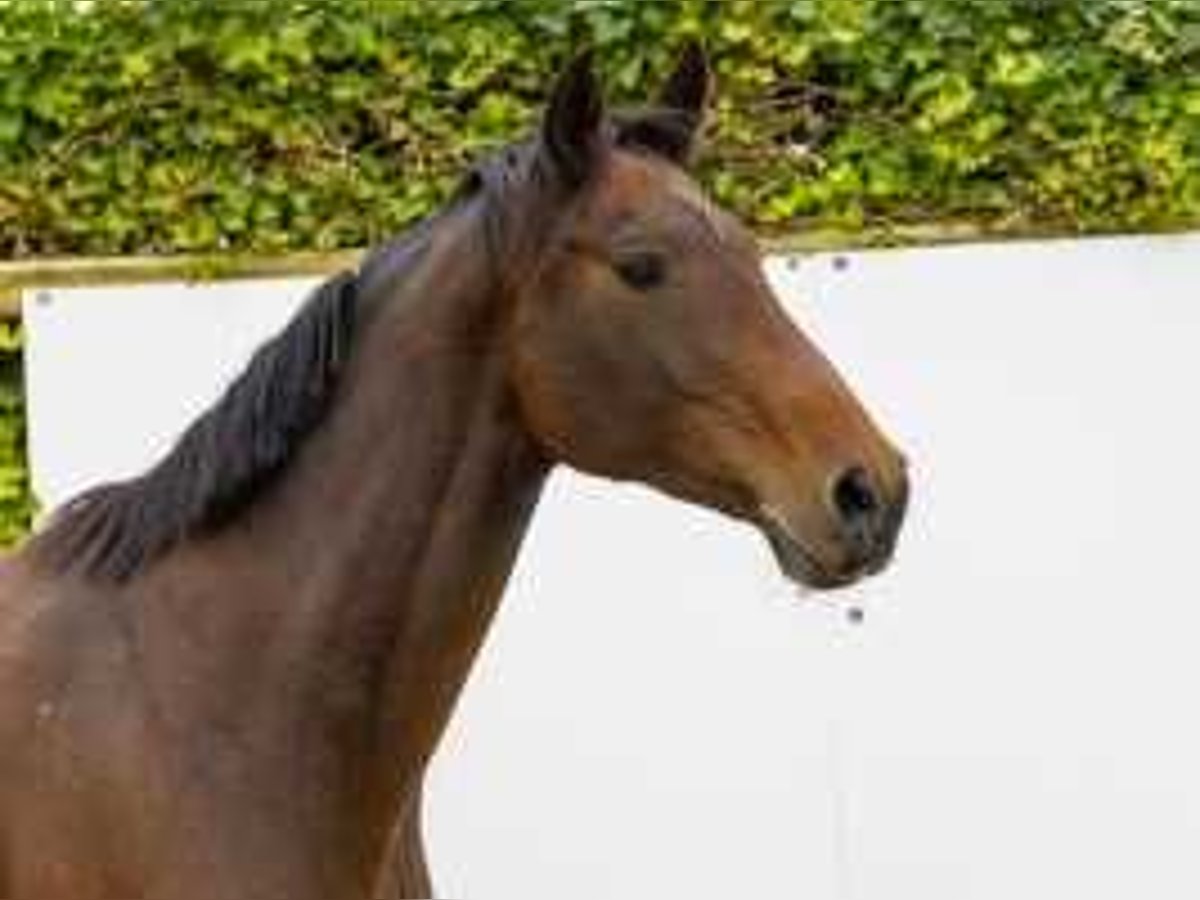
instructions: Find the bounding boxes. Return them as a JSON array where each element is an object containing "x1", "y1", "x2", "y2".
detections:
[{"x1": 0, "y1": 45, "x2": 907, "y2": 900}]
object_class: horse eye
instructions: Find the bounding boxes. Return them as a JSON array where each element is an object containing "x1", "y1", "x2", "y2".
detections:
[{"x1": 614, "y1": 252, "x2": 667, "y2": 290}]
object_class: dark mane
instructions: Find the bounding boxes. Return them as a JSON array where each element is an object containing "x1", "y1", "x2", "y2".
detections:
[
  {"x1": 34, "y1": 270, "x2": 358, "y2": 582},
  {"x1": 32, "y1": 108, "x2": 688, "y2": 584}
]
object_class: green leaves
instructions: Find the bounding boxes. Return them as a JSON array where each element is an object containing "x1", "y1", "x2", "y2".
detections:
[
  {"x1": 0, "y1": 320, "x2": 31, "y2": 544},
  {"x1": 0, "y1": 0, "x2": 1194, "y2": 255}
]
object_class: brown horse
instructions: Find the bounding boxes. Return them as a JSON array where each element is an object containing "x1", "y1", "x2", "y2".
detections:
[{"x1": 0, "y1": 47, "x2": 907, "y2": 899}]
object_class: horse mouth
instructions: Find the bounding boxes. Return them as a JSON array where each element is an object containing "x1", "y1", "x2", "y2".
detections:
[
  {"x1": 757, "y1": 507, "x2": 861, "y2": 591},
  {"x1": 762, "y1": 527, "x2": 859, "y2": 591}
]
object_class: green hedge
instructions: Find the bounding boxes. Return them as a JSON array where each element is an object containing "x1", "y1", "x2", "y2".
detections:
[
  {"x1": 0, "y1": 0, "x2": 1197, "y2": 541},
  {"x1": 3, "y1": 0, "x2": 1198, "y2": 256},
  {"x1": 0, "y1": 319, "x2": 28, "y2": 544}
]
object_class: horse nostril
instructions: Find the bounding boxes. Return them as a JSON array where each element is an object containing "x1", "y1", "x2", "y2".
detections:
[{"x1": 830, "y1": 465, "x2": 879, "y2": 529}]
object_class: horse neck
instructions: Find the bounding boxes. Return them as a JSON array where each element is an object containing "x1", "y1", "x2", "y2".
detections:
[
  {"x1": 133, "y1": 207, "x2": 550, "y2": 863},
  {"x1": 276, "y1": 211, "x2": 550, "y2": 763}
]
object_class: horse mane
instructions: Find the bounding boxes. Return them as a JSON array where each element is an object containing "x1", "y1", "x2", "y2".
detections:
[
  {"x1": 33, "y1": 270, "x2": 359, "y2": 582},
  {"x1": 31, "y1": 107, "x2": 688, "y2": 584}
]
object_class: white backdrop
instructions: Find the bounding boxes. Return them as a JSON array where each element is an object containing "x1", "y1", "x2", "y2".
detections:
[{"x1": 22, "y1": 232, "x2": 1200, "y2": 899}]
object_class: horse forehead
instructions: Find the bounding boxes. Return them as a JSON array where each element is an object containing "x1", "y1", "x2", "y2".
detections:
[{"x1": 597, "y1": 153, "x2": 722, "y2": 236}]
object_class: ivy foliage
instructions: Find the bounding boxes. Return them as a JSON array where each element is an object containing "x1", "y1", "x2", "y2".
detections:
[
  {"x1": 1, "y1": 0, "x2": 1197, "y2": 257},
  {"x1": 0, "y1": 319, "x2": 30, "y2": 544},
  {"x1": 0, "y1": 0, "x2": 1196, "y2": 542}
]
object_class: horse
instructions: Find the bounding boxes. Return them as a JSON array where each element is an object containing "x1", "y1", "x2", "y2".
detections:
[{"x1": 0, "y1": 45, "x2": 908, "y2": 899}]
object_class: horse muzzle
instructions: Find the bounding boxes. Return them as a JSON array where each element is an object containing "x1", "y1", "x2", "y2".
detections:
[{"x1": 758, "y1": 464, "x2": 909, "y2": 591}]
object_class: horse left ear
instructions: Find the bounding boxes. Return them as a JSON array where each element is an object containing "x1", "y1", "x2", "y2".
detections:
[{"x1": 542, "y1": 48, "x2": 606, "y2": 188}]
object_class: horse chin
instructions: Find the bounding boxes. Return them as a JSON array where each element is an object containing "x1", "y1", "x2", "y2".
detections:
[{"x1": 761, "y1": 526, "x2": 859, "y2": 592}]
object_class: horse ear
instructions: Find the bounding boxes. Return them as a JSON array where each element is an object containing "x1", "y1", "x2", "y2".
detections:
[
  {"x1": 542, "y1": 48, "x2": 605, "y2": 188},
  {"x1": 618, "y1": 41, "x2": 712, "y2": 166},
  {"x1": 659, "y1": 40, "x2": 712, "y2": 121}
]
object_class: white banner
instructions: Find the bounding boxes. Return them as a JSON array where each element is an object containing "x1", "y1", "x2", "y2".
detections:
[{"x1": 22, "y1": 232, "x2": 1200, "y2": 899}]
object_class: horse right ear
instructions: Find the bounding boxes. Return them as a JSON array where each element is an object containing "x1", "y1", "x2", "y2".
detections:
[
  {"x1": 659, "y1": 40, "x2": 712, "y2": 122},
  {"x1": 542, "y1": 49, "x2": 606, "y2": 188}
]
